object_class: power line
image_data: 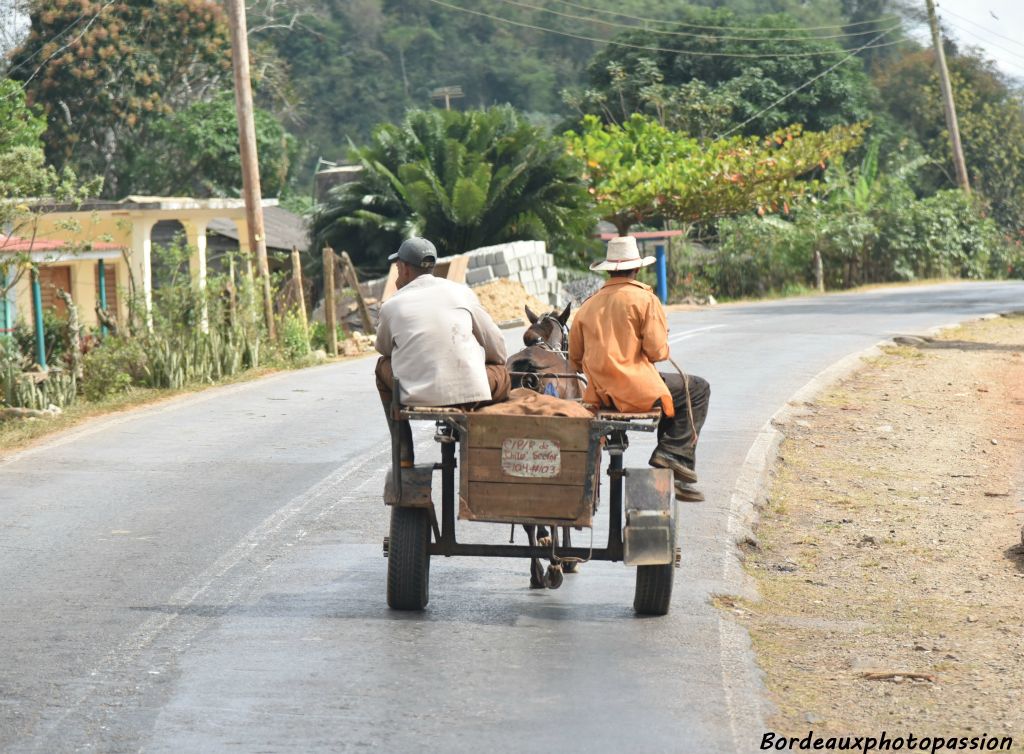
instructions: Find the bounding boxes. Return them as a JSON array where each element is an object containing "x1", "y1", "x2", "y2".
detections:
[
  {"x1": 547, "y1": 0, "x2": 902, "y2": 32},
  {"x1": 491, "y1": 0, "x2": 904, "y2": 43},
  {"x1": 938, "y1": 7, "x2": 1024, "y2": 52},
  {"x1": 425, "y1": 0, "x2": 905, "y2": 59},
  {"x1": 1, "y1": 0, "x2": 120, "y2": 102},
  {"x1": 3, "y1": 7, "x2": 93, "y2": 77},
  {"x1": 716, "y1": 29, "x2": 893, "y2": 139},
  {"x1": 941, "y1": 20, "x2": 1024, "y2": 69}
]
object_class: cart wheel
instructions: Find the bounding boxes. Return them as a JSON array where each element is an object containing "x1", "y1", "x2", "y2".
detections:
[
  {"x1": 387, "y1": 506, "x2": 430, "y2": 610},
  {"x1": 633, "y1": 564, "x2": 674, "y2": 616}
]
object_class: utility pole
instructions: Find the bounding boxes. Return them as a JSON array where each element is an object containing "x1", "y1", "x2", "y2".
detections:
[
  {"x1": 430, "y1": 86, "x2": 464, "y2": 111},
  {"x1": 226, "y1": 0, "x2": 277, "y2": 339},
  {"x1": 924, "y1": 0, "x2": 970, "y2": 193}
]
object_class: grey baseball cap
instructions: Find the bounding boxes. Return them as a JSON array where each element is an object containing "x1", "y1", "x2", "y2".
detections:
[{"x1": 388, "y1": 237, "x2": 437, "y2": 268}]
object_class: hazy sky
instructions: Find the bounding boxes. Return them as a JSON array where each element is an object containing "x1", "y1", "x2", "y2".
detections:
[{"x1": 926, "y1": 0, "x2": 1024, "y2": 81}]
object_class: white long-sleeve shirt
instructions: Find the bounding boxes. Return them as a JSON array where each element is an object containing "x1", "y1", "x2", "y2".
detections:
[{"x1": 374, "y1": 275, "x2": 507, "y2": 406}]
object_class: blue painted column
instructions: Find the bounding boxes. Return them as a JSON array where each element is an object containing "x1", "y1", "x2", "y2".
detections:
[
  {"x1": 31, "y1": 267, "x2": 47, "y2": 369},
  {"x1": 98, "y1": 259, "x2": 108, "y2": 337},
  {"x1": 654, "y1": 243, "x2": 668, "y2": 304},
  {"x1": 1, "y1": 267, "x2": 11, "y2": 338}
]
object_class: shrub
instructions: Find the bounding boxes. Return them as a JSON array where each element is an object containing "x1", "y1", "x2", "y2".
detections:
[
  {"x1": 876, "y1": 190, "x2": 1004, "y2": 281},
  {"x1": 278, "y1": 310, "x2": 310, "y2": 362},
  {"x1": 13, "y1": 307, "x2": 71, "y2": 367},
  {"x1": 82, "y1": 337, "x2": 147, "y2": 401},
  {"x1": 308, "y1": 321, "x2": 347, "y2": 353},
  {"x1": 0, "y1": 337, "x2": 27, "y2": 373},
  {"x1": 2, "y1": 330, "x2": 77, "y2": 410},
  {"x1": 1, "y1": 362, "x2": 76, "y2": 410},
  {"x1": 695, "y1": 216, "x2": 813, "y2": 299},
  {"x1": 707, "y1": 188, "x2": 1011, "y2": 298}
]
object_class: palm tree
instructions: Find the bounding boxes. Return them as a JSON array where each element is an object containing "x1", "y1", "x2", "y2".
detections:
[{"x1": 312, "y1": 106, "x2": 596, "y2": 273}]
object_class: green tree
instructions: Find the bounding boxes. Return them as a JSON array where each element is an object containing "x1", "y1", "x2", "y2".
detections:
[
  {"x1": 0, "y1": 79, "x2": 46, "y2": 152},
  {"x1": 126, "y1": 94, "x2": 297, "y2": 198},
  {"x1": 565, "y1": 8, "x2": 880, "y2": 137},
  {"x1": 312, "y1": 106, "x2": 597, "y2": 271},
  {"x1": 1, "y1": 81, "x2": 99, "y2": 307},
  {"x1": 875, "y1": 48, "x2": 1024, "y2": 235},
  {"x1": 9, "y1": 0, "x2": 232, "y2": 196},
  {"x1": 566, "y1": 114, "x2": 865, "y2": 233}
]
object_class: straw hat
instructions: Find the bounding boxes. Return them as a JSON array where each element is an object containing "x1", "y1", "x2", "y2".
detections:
[{"x1": 589, "y1": 236, "x2": 656, "y2": 271}]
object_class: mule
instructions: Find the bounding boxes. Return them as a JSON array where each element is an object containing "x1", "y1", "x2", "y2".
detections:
[
  {"x1": 507, "y1": 303, "x2": 581, "y2": 400},
  {"x1": 506, "y1": 302, "x2": 584, "y2": 588}
]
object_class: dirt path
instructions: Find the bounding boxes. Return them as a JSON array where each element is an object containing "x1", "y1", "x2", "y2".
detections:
[{"x1": 726, "y1": 313, "x2": 1024, "y2": 748}]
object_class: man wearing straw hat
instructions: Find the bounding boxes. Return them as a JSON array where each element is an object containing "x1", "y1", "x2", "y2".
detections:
[{"x1": 568, "y1": 236, "x2": 710, "y2": 502}]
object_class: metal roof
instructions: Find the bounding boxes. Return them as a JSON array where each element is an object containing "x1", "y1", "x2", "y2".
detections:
[
  {"x1": 206, "y1": 206, "x2": 309, "y2": 252},
  {"x1": 1, "y1": 235, "x2": 123, "y2": 253}
]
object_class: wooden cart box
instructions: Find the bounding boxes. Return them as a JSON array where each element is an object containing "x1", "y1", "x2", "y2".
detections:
[{"x1": 458, "y1": 414, "x2": 600, "y2": 526}]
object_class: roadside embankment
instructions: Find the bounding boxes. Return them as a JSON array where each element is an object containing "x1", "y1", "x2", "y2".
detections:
[{"x1": 723, "y1": 313, "x2": 1024, "y2": 745}]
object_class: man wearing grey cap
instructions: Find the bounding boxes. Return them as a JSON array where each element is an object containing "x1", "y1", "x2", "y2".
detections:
[{"x1": 374, "y1": 237, "x2": 510, "y2": 465}]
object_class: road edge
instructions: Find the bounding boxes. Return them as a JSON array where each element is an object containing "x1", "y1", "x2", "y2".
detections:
[
  {"x1": 0, "y1": 356, "x2": 373, "y2": 467},
  {"x1": 716, "y1": 311, "x2": 1012, "y2": 751}
]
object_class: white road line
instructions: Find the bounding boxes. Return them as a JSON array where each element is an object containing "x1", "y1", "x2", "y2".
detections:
[
  {"x1": 29, "y1": 445, "x2": 393, "y2": 750},
  {"x1": 668, "y1": 324, "x2": 726, "y2": 344}
]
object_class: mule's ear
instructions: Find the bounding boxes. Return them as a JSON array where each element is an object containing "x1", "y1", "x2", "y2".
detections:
[
  {"x1": 558, "y1": 302, "x2": 572, "y2": 325},
  {"x1": 525, "y1": 305, "x2": 539, "y2": 324}
]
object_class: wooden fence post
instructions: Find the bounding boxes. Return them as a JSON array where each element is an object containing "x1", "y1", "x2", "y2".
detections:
[
  {"x1": 291, "y1": 246, "x2": 309, "y2": 350},
  {"x1": 323, "y1": 246, "x2": 338, "y2": 356},
  {"x1": 339, "y1": 250, "x2": 375, "y2": 335}
]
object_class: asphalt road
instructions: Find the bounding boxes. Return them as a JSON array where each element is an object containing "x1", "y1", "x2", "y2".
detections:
[{"x1": 2, "y1": 282, "x2": 1022, "y2": 754}]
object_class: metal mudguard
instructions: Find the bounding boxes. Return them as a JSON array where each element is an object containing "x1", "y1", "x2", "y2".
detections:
[
  {"x1": 623, "y1": 468, "x2": 677, "y2": 566},
  {"x1": 383, "y1": 465, "x2": 435, "y2": 508}
]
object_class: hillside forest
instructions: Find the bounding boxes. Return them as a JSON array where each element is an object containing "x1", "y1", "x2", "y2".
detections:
[{"x1": 2, "y1": 0, "x2": 1023, "y2": 298}]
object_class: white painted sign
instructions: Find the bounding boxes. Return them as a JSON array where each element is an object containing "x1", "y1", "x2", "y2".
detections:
[{"x1": 501, "y1": 438, "x2": 561, "y2": 478}]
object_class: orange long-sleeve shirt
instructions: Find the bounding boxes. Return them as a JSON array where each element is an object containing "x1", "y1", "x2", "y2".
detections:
[{"x1": 568, "y1": 277, "x2": 674, "y2": 417}]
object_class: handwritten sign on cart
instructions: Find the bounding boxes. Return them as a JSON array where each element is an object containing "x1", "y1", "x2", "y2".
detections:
[{"x1": 501, "y1": 438, "x2": 561, "y2": 478}]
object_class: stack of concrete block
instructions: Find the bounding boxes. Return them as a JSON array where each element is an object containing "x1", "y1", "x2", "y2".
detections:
[
  {"x1": 361, "y1": 239, "x2": 564, "y2": 306},
  {"x1": 462, "y1": 240, "x2": 562, "y2": 306}
]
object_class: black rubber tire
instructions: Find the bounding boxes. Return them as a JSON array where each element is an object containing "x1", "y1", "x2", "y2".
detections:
[
  {"x1": 387, "y1": 507, "x2": 430, "y2": 610},
  {"x1": 633, "y1": 564, "x2": 674, "y2": 616}
]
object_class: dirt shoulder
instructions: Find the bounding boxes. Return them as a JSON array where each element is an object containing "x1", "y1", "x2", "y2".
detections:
[{"x1": 725, "y1": 313, "x2": 1024, "y2": 747}]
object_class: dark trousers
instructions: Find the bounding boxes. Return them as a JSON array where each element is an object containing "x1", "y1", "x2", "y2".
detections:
[{"x1": 656, "y1": 372, "x2": 710, "y2": 469}]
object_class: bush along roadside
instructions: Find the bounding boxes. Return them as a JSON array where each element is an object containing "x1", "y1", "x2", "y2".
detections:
[
  {"x1": 0, "y1": 245, "x2": 356, "y2": 427},
  {"x1": 656, "y1": 148, "x2": 1023, "y2": 302}
]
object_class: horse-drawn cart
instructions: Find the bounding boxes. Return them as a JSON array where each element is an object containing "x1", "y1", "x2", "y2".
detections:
[{"x1": 382, "y1": 386, "x2": 681, "y2": 615}]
